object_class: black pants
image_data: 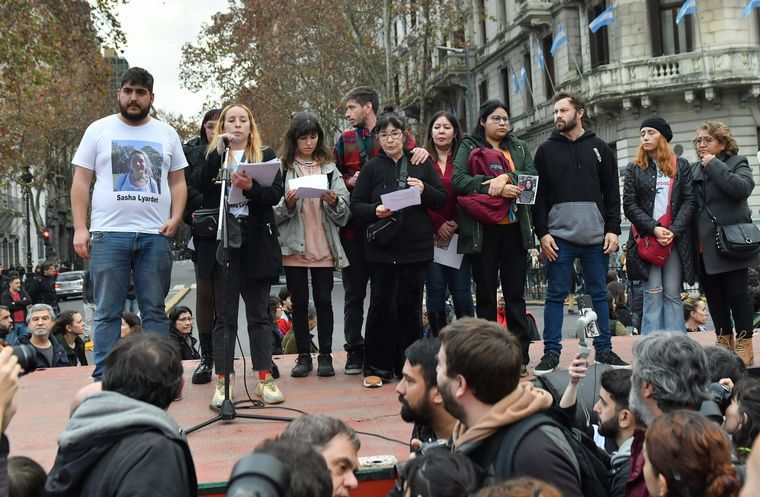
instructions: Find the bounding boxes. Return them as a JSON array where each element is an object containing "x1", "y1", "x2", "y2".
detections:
[
  {"x1": 211, "y1": 242, "x2": 273, "y2": 374},
  {"x1": 193, "y1": 261, "x2": 214, "y2": 338},
  {"x1": 364, "y1": 261, "x2": 426, "y2": 377},
  {"x1": 470, "y1": 223, "x2": 531, "y2": 362},
  {"x1": 284, "y1": 266, "x2": 334, "y2": 354},
  {"x1": 341, "y1": 237, "x2": 369, "y2": 351},
  {"x1": 699, "y1": 257, "x2": 753, "y2": 336}
]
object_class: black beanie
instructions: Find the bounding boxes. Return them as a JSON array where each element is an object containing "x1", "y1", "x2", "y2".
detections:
[{"x1": 640, "y1": 116, "x2": 673, "y2": 142}]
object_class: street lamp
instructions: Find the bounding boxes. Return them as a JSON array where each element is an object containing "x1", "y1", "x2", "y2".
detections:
[
  {"x1": 20, "y1": 166, "x2": 33, "y2": 275},
  {"x1": 437, "y1": 46, "x2": 475, "y2": 133}
]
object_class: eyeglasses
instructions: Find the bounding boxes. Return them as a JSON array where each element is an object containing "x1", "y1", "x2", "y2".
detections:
[
  {"x1": 693, "y1": 137, "x2": 714, "y2": 145},
  {"x1": 378, "y1": 130, "x2": 403, "y2": 141},
  {"x1": 176, "y1": 317, "x2": 194, "y2": 322},
  {"x1": 489, "y1": 115, "x2": 510, "y2": 124}
]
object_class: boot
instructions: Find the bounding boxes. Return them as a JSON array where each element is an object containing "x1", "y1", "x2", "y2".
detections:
[
  {"x1": 428, "y1": 312, "x2": 448, "y2": 337},
  {"x1": 715, "y1": 333, "x2": 735, "y2": 352},
  {"x1": 735, "y1": 332, "x2": 755, "y2": 367},
  {"x1": 192, "y1": 332, "x2": 214, "y2": 384}
]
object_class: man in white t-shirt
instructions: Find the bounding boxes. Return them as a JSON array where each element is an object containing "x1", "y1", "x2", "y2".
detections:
[{"x1": 70, "y1": 67, "x2": 187, "y2": 380}]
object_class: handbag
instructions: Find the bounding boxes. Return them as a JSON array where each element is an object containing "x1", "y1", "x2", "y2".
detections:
[
  {"x1": 702, "y1": 201, "x2": 760, "y2": 260},
  {"x1": 632, "y1": 176, "x2": 674, "y2": 267},
  {"x1": 191, "y1": 208, "x2": 219, "y2": 238},
  {"x1": 365, "y1": 156, "x2": 409, "y2": 246}
]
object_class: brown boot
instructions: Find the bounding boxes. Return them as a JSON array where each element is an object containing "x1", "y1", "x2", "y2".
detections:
[
  {"x1": 715, "y1": 333, "x2": 735, "y2": 352},
  {"x1": 735, "y1": 332, "x2": 755, "y2": 367}
]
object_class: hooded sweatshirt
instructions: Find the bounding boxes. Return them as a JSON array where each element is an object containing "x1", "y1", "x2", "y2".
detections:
[
  {"x1": 45, "y1": 391, "x2": 197, "y2": 497},
  {"x1": 453, "y1": 383, "x2": 582, "y2": 496},
  {"x1": 533, "y1": 129, "x2": 621, "y2": 245}
]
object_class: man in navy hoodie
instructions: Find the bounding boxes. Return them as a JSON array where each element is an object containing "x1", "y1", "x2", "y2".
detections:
[{"x1": 532, "y1": 92, "x2": 628, "y2": 375}]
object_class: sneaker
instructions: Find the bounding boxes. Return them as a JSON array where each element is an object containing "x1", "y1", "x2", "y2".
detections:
[
  {"x1": 363, "y1": 375, "x2": 383, "y2": 388},
  {"x1": 735, "y1": 332, "x2": 755, "y2": 367},
  {"x1": 291, "y1": 353, "x2": 313, "y2": 377},
  {"x1": 344, "y1": 349, "x2": 363, "y2": 375},
  {"x1": 255, "y1": 373, "x2": 285, "y2": 404},
  {"x1": 534, "y1": 353, "x2": 560, "y2": 376},
  {"x1": 211, "y1": 374, "x2": 233, "y2": 408},
  {"x1": 317, "y1": 353, "x2": 335, "y2": 377},
  {"x1": 595, "y1": 351, "x2": 630, "y2": 369}
]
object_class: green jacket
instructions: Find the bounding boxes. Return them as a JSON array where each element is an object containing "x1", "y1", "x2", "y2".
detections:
[{"x1": 452, "y1": 134, "x2": 537, "y2": 254}]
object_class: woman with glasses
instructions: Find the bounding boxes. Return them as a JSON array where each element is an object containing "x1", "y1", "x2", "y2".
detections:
[
  {"x1": 168, "y1": 305, "x2": 200, "y2": 361},
  {"x1": 350, "y1": 109, "x2": 447, "y2": 388},
  {"x1": 452, "y1": 99, "x2": 537, "y2": 372},
  {"x1": 691, "y1": 121, "x2": 760, "y2": 366}
]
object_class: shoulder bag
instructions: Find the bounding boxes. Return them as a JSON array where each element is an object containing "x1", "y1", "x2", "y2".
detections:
[
  {"x1": 702, "y1": 195, "x2": 760, "y2": 260},
  {"x1": 631, "y1": 175, "x2": 674, "y2": 267},
  {"x1": 365, "y1": 156, "x2": 408, "y2": 246}
]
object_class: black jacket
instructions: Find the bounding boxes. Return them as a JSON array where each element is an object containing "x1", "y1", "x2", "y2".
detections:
[
  {"x1": 533, "y1": 129, "x2": 621, "y2": 244},
  {"x1": 691, "y1": 153, "x2": 760, "y2": 275},
  {"x1": 182, "y1": 137, "x2": 207, "y2": 226},
  {"x1": 191, "y1": 147, "x2": 283, "y2": 280},
  {"x1": 623, "y1": 156, "x2": 696, "y2": 284},
  {"x1": 53, "y1": 333, "x2": 88, "y2": 366},
  {"x1": 0, "y1": 289, "x2": 31, "y2": 323},
  {"x1": 27, "y1": 274, "x2": 57, "y2": 306},
  {"x1": 169, "y1": 330, "x2": 200, "y2": 361},
  {"x1": 16, "y1": 333, "x2": 69, "y2": 368},
  {"x1": 350, "y1": 149, "x2": 447, "y2": 264}
]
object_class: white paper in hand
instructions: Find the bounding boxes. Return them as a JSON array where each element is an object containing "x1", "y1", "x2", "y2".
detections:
[
  {"x1": 228, "y1": 159, "x2": 281, "y2": 204},
  {"x1": 433, "y1": 234, "x2": 463, "y2": 269},
  {"x1": 381, "y1": 187, "x2": 421, "y2": 211}
]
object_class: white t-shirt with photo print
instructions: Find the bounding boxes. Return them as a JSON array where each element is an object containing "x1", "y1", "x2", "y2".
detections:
[{"x1": 72, "y1": 114, "x2": 187, "y2": 233}]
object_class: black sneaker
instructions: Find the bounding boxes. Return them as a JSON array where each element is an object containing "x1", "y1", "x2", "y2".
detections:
[
  {"x1": 317, "y1": 354, "x2": 335, "y2": 377},
  {"x1": 344, "y1": 349, "x2": 363, "y2": 375},
  {"x1": 291, "y1": 353, "x2": 313, "y2": 377},
  {"x1": 191, "y1": 358, "x2": 213, "y2": 385},
  {"x1": 534, "y1": 352, "x2": 560, "y2": 376},
  {"x1": 596, "y1": 351, "x2": 630, "y2": 369}
]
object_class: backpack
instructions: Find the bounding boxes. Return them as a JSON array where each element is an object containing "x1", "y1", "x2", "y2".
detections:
[
  {"x1": 488, "y1": 413, "x2": 612, "y2": 497},
  {"x1": 457, "y1": 147, "x2": 513, "y2": 224}
]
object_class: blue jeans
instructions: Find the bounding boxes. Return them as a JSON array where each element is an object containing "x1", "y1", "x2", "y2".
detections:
[
  {"x1": 7, "y1": 323, "x2": 29, "y2": 345},
  {"x1": 425, "y1": 258, "x2": 474, "y2": 317},
  {"x1": 641, "y1": 248, "x2": 684, "y2": 334},
  {"x1": 90, "y1": 232, "x2": 172, "y2": 379},
  {"x1": 543, "y1": 237, "x2": 611, "y2": 355}
]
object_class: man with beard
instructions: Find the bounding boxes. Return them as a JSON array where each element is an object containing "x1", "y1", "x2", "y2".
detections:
[
  {"x1": 396, "y1": 338, "x2": 456, "y2": 446},
  {"x1": 15, "y1": 304, "x2": 68, "y2": 368},
  {"x1": 0, "y1": 306, "x2": 13, "y2": 347},
  {"x1": 70, "y1": 67, "x2": 187, "y2": 380},
  {"x1": 532, "y1": 91, "x2": 627, "y2": 375},
  {"x1": 592, "y1": 369, "x2": 636, "y2": 497},
  {"x1": 626, "y1": 332, "x2": 709, "y2": 497},
  {"x1": 437, "y1": 318, "x2": 582, "y2": 495}
]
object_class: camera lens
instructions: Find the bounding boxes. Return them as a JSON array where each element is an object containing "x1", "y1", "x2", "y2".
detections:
[{"x1": 11, "y1": 344, "x2": 37, "y2": 375}]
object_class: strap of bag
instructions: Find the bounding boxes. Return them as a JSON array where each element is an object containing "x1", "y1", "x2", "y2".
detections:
[
  {"x1": 700, "y1": 185, "x2": 720, "y2": 226},
  {"x1": 355, "y1": 127, "x2": 369, "y2": 167},
  {"x1": 398, "y1": 156, "x2": 409, "y2": 190}
]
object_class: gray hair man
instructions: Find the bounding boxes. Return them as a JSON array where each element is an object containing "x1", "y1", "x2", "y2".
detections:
[{"x1": 15, "y1": 304, "x2": 68, "y2": 368}]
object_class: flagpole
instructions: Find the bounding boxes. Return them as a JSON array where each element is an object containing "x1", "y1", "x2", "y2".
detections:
[
  {"x1": 693, "y1": 0, "x2": 709, "y2": 80},
  {"x1": 536, "y1": 38, "x2": 556, "y2": 95}
]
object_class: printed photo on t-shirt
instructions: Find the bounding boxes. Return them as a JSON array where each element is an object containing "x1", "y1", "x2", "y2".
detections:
[{"x1": 111, "y1": 140, "x2": 162, "y2": 194}]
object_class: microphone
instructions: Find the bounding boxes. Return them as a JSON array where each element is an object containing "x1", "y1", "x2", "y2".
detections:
[{"x1": 222, "y1": 136, "x2": 231, "y2": 149}]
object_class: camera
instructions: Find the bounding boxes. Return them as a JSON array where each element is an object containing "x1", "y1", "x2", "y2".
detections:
[
  {"x1": 394, "y1": 439, "x2": 450, "y2": 482},
  {"x1": 707, "y1": 382, "x2": 732, "y2": 413},
  {"x1": 12, "y1": 344, "x2": 37, "y2": 375},
  {"x1": 226, "y1": 453, "x2": 289, "y2": 497}
]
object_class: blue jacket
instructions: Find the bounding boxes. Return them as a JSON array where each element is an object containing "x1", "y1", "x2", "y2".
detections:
[{"x1": 16, "y1": 333, "x2": 70, "y2": 368}]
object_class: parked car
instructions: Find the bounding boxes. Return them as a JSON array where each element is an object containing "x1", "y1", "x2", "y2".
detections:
[{"x1": 55, "y1": 270, "x2": 85, "y2": 300}]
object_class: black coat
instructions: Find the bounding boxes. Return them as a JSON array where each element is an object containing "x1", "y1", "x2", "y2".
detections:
[
  {"x1": 0, "y1": 289, "x2": 31, "y2": 323},
  {"x1": 623, "y1": 156, "x2": 696, "y2": 284},
  {"x1": 191, "y1": 147, "x2": 283, "y2": 280},
  {"x1": 27, "y1": 274, "x2": 57, "y2": 306},
  {"x1": 53, "y1": 333, "x2": 88, "y2": 366},
  {"x1": 691, "y1": 153, "x2": 760, "y2": 275},
  {"x1": 16, "y1": 333, "x2": 69, "y2": 368},
  {"x1": 169, "y1": 330, "x2": 200, "y2": 361},
  {"x1": 350, "y1": 149, "x2": 447, "y2": 264}
]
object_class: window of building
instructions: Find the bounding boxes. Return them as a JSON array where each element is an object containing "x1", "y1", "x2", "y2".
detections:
[
  {"x1": 648, "y1": 0, "x2": 694, "y2": 56},
  {"x1": 498, "y1": 0, "x2": 507, "y2": 30},
  {"x1": 500, "y1": 66, "x2": 512, "y2": 115},
  {"x1": 478, "y1": 0, "x2": 487, "y2": 45},
  {"x1": 479, "y1": 79, "x2": 488, "y2": 106},
  {"x1": 588, "y1": 1, "x2": 611, "y2": 67},
  {"x1": 523, "y1": 53, "x2": 533, "y2": 112},
  {"x1": 541, "y1": 35, "x2": 556, "y2": 98}
]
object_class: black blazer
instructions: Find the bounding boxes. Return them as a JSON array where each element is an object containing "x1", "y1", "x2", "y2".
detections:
[{"x1": 191, "y1": 147, "x2": 283, "y2": 280}]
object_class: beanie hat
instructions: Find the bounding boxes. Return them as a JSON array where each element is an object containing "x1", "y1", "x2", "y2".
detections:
[{"x1": 640, "y1": 116, "x2": 673, "y2": 142}]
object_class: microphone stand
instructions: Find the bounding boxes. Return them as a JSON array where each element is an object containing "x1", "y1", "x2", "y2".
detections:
[{"x1": 187, "y1": 141, "x2": 290, "y2": 434}]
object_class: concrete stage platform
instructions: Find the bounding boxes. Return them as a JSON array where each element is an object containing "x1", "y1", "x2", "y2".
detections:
[{"x1": 6, "y1": 331, "x2": 728, "y2": 495}]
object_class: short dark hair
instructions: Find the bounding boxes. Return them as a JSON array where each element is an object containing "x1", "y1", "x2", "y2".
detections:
[
  {"x1": 281, "y1": 414, "x2": 361, "y2": 452},
  {"x1": 169, "y1": 305, "x2": 192, "y2": 334},
  {"x1": 552, "y1": 91, "x2": 585, "y2": 113},
  {"x1": 375, "y1": 108, "x2": 406, "y2": 135},
  {"x1": 280, "y1": 111, "x2": 332, "y2": 170},
  {"x1": 472, "y1": 99, "x2": 510, "y2": 149},
  {"x1": 120, "y1": 67, "x2": 154, "y2": 92},
  {"x1": 254, "y1": 438, "x2": 332, "y2": 497},
  {"x1": 402, "y1": 451, "x2": 478, "y2": 497},
  {"x1": 600, "y1": 369, "x2": 632, "y2": 410},
  {"x1": 199, "y1": 108, "x2": 222, "y2": 144},
  {"x1": 439, "y1": 318, "x2": 522, "y2": 404},
  {"x1": 8, "y1": 455, "x2": 46, "y2": 497},
  {"x1": 731, "y1": 378, "x2": 760, "y2": 459},
  {"x1": 423, "y1": 111, "x2": 463, "y2": 157},
  {"x1": 343, "y1": 86, "x2": 380, "y2": 115},
  {"x1": 405, "y1": 338, "x2": 441, "y2": 390},
  {"x1": 102, "y1": 334, "x2": 182, "y2": 410},
  {"x1": 704, "y1": 346, "x2": 747, "y2": 384},
  {"x1": 278, "y1": 287, "x2": 291, "y2": 303},
  {"x1": 0, "y1": 305, "x2": 9, "y2": 313}
]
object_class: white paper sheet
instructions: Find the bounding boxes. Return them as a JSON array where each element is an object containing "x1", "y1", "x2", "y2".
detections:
[
  {"x1": 381, "y1": 187, "x2": 421, "y2": 211},
  {"x1": 227, "y1": 159, "x2": 281, "y2": 204},
  {"x1": 288, "y1": 174, "x2": 328, "y2": 191},
  {"x1": 433, "y1": 234, "x2": 463, "y2": 269},
  {"x1": 295, "y1": 187, "x2": 330, "y2": 199}
]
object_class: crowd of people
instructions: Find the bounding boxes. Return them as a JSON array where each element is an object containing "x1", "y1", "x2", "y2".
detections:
[{"x1": 2, "y1": 65, "x2": 760, "y2": 496}]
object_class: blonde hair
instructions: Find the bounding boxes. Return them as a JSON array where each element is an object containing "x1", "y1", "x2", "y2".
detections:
[
  {"x1": 206, "y1": 103, "x2": 264, "y2": 163},
  {"x1": 634, "y1": 134, "x2": 675, "y2": 177}
]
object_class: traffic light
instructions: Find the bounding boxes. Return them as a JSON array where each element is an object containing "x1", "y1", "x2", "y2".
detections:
[{"x1": 41, "y1": 228, "x2": 51, "y2": 240}]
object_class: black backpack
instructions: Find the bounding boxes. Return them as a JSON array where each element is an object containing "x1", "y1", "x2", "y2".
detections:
[{"x1": 489, "y1": 413, "x2": 611, "y2": 497}]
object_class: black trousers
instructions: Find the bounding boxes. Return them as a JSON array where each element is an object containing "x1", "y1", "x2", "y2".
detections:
[
  {"x1": 341, "y1": 238, "x2": 369, "y2": 351},
  {"x1": 699, "y1": 257, "x2": 753, "y2": 336},
  {"x1": 192, "y1": 261, "x2": 214, "y2": 338},
  {"x1": 284, "y1": 266, "x2": 334, "y2": 354},
  {"x1": 364, "y1": 261, "x2": 426, "y2": 377},
  {"x1": 470, "y1": 222, "x2": 531, "y2": 362}
]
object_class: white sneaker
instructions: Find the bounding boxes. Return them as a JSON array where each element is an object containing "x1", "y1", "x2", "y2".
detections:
[
  {"x1": 255, "y1": 373, "x2": 284, "y2": 404},
  {"x1": 211, "y1": 374, "x2": 233, "y2": 408}
]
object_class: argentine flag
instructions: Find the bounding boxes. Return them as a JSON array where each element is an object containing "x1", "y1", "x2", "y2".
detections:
[
  {"x1": 589, "y1": 6, "x2": 615, "y2": 33},
  {"x1": 537, "y1": 42, "x2": 546, "y2": 72},
  {"x1": 519, "y1": 64, "x2": 529, "y2": 88},
  {"x1": 511, "y1": 66, "x2": 520, "y2": 94},
  {"x1": 743, "y1": 0, "x2": 760, "y2": 17},
  {"x1": 675, "y1": 0, "x2": 697, "y2": 25},
  {"x1": 550, "y1": 24, "x2": 568, "y2": 56}
]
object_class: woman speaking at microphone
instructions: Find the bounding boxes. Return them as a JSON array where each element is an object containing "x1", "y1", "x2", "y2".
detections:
[{"x1": 192, "y1": 103, "x2": 284, "y2": 407}]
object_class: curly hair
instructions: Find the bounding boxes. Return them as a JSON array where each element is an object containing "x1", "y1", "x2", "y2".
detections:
[{"x1": 693, "y1": 121, "x2": 739, "y2": 156}]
